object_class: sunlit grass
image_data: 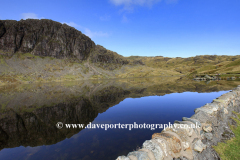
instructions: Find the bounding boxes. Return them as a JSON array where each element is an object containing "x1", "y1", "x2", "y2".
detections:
[{"x1": 213, "y1": 112, "x2": 240, "y2": 160}]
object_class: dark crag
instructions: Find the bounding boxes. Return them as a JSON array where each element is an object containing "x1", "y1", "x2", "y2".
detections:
[{"x1": 0, "y1": 19, "x2": 95, "y2": 60}]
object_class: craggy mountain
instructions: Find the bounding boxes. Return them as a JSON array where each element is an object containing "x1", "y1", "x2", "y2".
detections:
[
  {"x1": 0, "y1": 19, "x2": 240, "y2": 86},
  {"x1": 0, "y1": 19, "x2": 95, "y2": 60}
]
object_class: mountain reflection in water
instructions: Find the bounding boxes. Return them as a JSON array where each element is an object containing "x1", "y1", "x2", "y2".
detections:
[{"x1": 0, "y1": 77, "x2": 240, "y2": 160}]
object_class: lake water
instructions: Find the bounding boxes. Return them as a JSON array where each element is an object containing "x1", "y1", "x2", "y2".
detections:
[{"x1": 0, "y1": 77, "x2": 239, "y2": 160}]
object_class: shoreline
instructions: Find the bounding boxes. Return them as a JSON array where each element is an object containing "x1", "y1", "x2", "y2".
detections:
[
  {"x1": 1, "y1": 74, "x2": 239, "y2": 87},
  {"x1": 117, "y1": 85, "x2": 240, "y2": 160},
  {"x1": 0, "y1": 75, "x2": 185, "y2": 87}
]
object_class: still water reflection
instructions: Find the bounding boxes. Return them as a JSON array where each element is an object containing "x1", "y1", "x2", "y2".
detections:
[{"x1": 0, "y1": 77, "x2": 239, "y2": 160}]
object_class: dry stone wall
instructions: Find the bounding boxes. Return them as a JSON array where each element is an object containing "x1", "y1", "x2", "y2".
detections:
[{"x1": 116, "y1": 85, "x2": 240, "y2": 160}]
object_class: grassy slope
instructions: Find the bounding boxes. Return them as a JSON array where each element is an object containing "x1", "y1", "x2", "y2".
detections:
[
  {"x1": 213, "y1": 112, "x2": 240, "y2": 160},
  {"x1": 1, "y1": 48, "x2": 240, "y2": 85},
  {"x1": 128, "y1": 55, "x2": 240, "y2": 75}
]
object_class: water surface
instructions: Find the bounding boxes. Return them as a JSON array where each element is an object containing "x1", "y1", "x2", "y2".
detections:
[{"x1": 0, "y1": 77, "x2": 239, "y2": 160}]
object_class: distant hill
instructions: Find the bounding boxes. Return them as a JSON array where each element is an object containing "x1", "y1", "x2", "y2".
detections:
[
  {"x1": 0, "y1": 19, "x2": 240, "y2": 85},
  {"x1": 129, "y1": 55, "x2": 240, "y2": 75}
]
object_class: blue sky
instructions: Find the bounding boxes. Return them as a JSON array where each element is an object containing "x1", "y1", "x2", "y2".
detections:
[{"x1": 1, "y1": 0, "x2": 240, "y2": 57}]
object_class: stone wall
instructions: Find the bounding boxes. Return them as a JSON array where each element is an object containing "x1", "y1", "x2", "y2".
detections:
[{"x1": 116, "y1": 85, "x2": 240, "y2": 160}]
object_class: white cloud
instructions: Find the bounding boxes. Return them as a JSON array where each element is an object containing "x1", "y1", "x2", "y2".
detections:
[
  {"x1": 84, "y1": 28, "x2": 109, "y2": 38},
  {"x1": 21, "y1": 13, "x2": 44, "y2": 20},
  {"x1": 62, "y1": 21, "x2": 109, "y2": 38},
  {"x1": 110, "y1": 0, "x2": 179, "y2": 11},
  {"x1": 110, "y1": 0, "x2": 178, "y2": 22},
  {"x1": 110, "y1": 0, "x2": 161, "y2": 10},
  {"x1": 62, "y1": 22, "x2": 81, "y2": 28}
]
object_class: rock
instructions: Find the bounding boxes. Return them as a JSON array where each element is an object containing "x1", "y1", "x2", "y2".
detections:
[
  {"x1": 138, "y1": 148, "x2": 156, "y2": 160},
  {"x1": 173, "y1": 156, "x2": 189, "y2": 160},
  {"x1": 90, "y1": 45, "x2": 129, "y2": 70},
  {"x1": 127, "y1": 151, "x2": 151, "y2": 160},
  {"x1": 204, "y1": 133, "x2": 213, "y2": 140},
  {"x1": 193, "y1": 140, "x2": 207, "y2": 153},
  {"x1": 152, "y1": 138, "x2": 168, "y2": 157},
  {"x1": 192, "y1": 138, "x2": 199, "y2": 144},
  {"x1": 204, "y1": 75, "x2": 212, "y2": 80},
  {"x1": 182, "y1": 117, "x2": 201, "y2": 128},
  {"x1": 142, "y1": 140, "x2": 164, "y2": 160},
  {"x1": 194, "y1": 107, "x2": 214, "y2": 115},
  {"x1": 202, "y1": 124, "x2": 212, "y2": 133},
  {"x1": 200, "y1": 130, "x2": 205, "y2": 140},
  {"x1": 218, "y1": 92, "x2": 235, "y2": 102},
  {"x1": 165, "y1": 123, "x2": 194, "y2": 145},
  {"x1": 204, "y1": 103, "x2": 219, "y2": 111},
  {"x1": 194, "y1": 103, "x2": 219, "y2": 115},
  {"x1": 222, "y1": 126, "x2": 235, "y2": 140},
  {"x1": 213, "y1": 99, "x2": 228, "y2": 107},
  {"x1": 166, "y1": 123, "x2": 193, "y2": 137},
  {"x1": 182, "y1": 157, "x2": 189, "y2": 160},
  {"x1": 132, "y1": 59, "x2": 145, "y2": 65},
  {"x1": 0, "y1": 19, "x2": 95, "y2": 60},
  {"x1": 116, "y1": 156, "x2": 131, "y2": 160},
  {"x1": 182, "y1": 142, "x2": 190, "y2": 150},
  {"x1": 152, "y1": 132, "x2": 182, "y2": 153},
  {"x1": 221, "y1": 108, "x2": 229, "y2": 114},
  {"x1": 193, "y1": 77, "x2": 201, "y2": 81},
  {"x1": 174, "y1": 120, "x2": 199, "y2": 136}
]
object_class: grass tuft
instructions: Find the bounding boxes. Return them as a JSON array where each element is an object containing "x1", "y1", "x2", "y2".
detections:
[{"x1": 213, "y1": 112, "x2": 240, "y2": 160}]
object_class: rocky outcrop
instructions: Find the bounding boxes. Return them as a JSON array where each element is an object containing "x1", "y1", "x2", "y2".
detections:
[
  {"x1": 90, "y1": 45, "x2": 129, "y2": 70},
  {"x1": 116, "y1": 85, "x2": 240, "y2": 160},
  {"x1": 0, "y1": 19, "x2": 95, "y2": 60},
  {"x1": 193, "y1": 75, "x2": 219, "y2": 81}
]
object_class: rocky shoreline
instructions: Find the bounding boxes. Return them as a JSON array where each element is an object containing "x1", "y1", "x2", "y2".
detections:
[
  {"x1": 193, "y1": 74, "x2": 238, "y2": 81},
  {"x1": 116, "y1": 85, "x2": 240, "y2": 160}
]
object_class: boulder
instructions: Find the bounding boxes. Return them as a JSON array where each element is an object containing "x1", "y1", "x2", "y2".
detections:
[
  {"x1": 193, "y1": 140, "x2": 206, "y2": 153},
  {"x1": 127, "y1": 151, "x2": 151, "y2": 160},
  {"x1": 182, "y1": 117, "x2": 201, "y2": 128},
  {"x1": 174, "y1": 120, "x2": 199, "y2": 136},
  {"x1": 204, "y1": 133, "x2": 213, "y2": 140},
  {"x1": 202, "y1": 124, "x2": 212, "y2": 133},
  {"x1": 204, "y1": 75, "x2": 212, "y2": 80},
  {"x1": 152, "y1": 138, "x2": 169, "y2": 157},
  {"x1": 165, "y1": 123, "x2": 193, "y2": 140},
  {"x1": 152, "y1": 132, "x2": 182, "y2": 153},
  {"x1": 116, "y1": 156, "x2": 131, "y2": 160},
  {"x1": 142, "y1": 139, "x2": 164, "y2": 160}
]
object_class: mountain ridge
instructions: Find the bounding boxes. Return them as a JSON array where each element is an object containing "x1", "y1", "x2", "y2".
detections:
[
  {"x1": 0, "y1": 19, "x2": 95, "y2": 60},
  {"x1": 0, "y1": 19, "x2": 240, "y2": 86}
]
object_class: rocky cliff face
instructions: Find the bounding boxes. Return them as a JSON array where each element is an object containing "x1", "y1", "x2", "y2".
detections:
[
  {"x1": 0, "y1": 19, "x2": 95, "y2": 60},
  {"x1": 90, "y1": 45, "x2": 130, "y2": 70}
]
